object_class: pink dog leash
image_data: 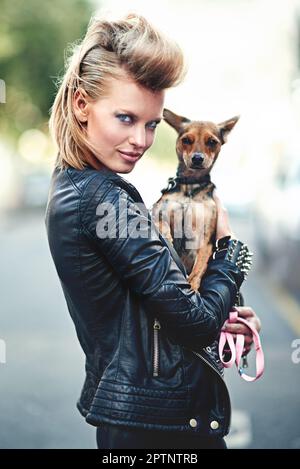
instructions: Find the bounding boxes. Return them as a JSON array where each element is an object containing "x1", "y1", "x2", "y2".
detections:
[{"x1": 219, "y1": 308, "x2": 264, "y2": 382}]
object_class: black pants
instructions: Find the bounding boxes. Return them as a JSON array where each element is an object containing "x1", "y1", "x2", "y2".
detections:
[{"x1": 96, "y1": 423, "x2": 227, "y2": 449}]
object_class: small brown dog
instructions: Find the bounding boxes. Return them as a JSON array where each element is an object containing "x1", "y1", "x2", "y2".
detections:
[{"x1": 151, "y1": 108, "x2": 239, "y2": 291}]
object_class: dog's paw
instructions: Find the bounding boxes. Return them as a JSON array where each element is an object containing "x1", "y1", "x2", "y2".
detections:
[{"x1": 188, "y1": 276, "x2": 201, "y2": 292}]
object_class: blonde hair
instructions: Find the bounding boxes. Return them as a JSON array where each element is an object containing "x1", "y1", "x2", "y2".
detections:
[{"x1": 48, "y1": 12, "x2": 187, "y2": 170}]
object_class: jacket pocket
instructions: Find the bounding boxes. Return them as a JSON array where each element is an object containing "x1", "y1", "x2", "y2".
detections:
[
  {"x1": 150, "y1": 317, "x2": 185, "y2": 387},
  {"x1": 153, "y1": 317, "x2": 161, "y2": 377},
  {"x1": 152, "y1": 317, "x2": 184, "y2": 388}
]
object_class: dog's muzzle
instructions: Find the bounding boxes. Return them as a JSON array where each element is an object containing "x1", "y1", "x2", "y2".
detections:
[{"x1": 191, "y1": 152, "x2": 204, "y2": 168}]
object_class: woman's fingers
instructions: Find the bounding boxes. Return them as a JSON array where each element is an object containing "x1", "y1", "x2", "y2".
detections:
[
  {"x1": 221, "y1": 306, "x2": 262, "y2": 358},
  {"x1": 235, "y1": 306, "x2": 256, "y2": 318},
  {"x1": 234, "y1": 306, "x2": 262, "y2": 333},
  {"x1": 244, "y1": 335, "x2": 253, "y2": 346},
  {"x1": 223, "y1": 323, "x2": 250, "y2": 334}
]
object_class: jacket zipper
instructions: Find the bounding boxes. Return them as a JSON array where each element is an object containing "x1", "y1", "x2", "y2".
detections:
[
  {"x1": 153, "y1": 318, "x2": 161, "y2": 377},
  {"x1": 151, "y1": 320, "x2": 231, "y2": 433},
  {"x1": 188, "y1": 348, "x2": 232, "y2": 434}
]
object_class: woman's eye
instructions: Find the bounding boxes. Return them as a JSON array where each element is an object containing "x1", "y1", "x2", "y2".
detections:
[
  {"x1": 117, "y1": 114, "x2": 132, "y2": 123},
  {"x1": 147, "y1": 121, "x2": 158, "y2": 130},
  {"x1": 116, "y1": 114, "x2": 158, "y2": 130}
]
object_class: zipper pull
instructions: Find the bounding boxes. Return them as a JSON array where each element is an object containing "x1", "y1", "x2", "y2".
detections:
[{"x1": 153, "y1": 318, "x2": 161, "y2": 330}]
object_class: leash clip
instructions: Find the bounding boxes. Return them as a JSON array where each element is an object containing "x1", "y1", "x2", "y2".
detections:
[
  {"x1": 218, "y1": 310, "x2": 264, "y2": 382},
  {"x1": 242, "y1": 355, "x2": 249, "y2": 368}
]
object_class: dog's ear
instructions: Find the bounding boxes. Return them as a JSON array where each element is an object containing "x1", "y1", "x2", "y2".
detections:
[
  {"x1": 218, "y1": 115, "x2": 240, "y2": 144},
  {"x1": 163, "y1": 108, "x2": 191, "y2": 133}
]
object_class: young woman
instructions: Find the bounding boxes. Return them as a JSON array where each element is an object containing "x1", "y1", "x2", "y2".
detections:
[{"x1": 45, "y1": 12, "x2": 261, "y2": 449}]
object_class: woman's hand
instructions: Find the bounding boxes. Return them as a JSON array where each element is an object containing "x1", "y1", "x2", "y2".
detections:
[
  {"x1": 212, "y1": 189, "x2": 236, "y2": 240},
  {"x1": 222, "y1": 306, "x2": 262, "y2": 355}
]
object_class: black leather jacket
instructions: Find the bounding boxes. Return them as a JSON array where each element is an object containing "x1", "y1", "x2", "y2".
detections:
[{"x1": 44, "y1": 164, "x2": 244, "y2": 437}]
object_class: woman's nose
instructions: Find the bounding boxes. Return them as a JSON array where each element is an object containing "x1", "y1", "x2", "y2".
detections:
[{"x1": 129, "y1": 126, "x2": 147, "y2": 149}]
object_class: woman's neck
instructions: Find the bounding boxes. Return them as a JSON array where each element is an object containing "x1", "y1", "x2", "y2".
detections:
[{"x1": 85, "y1": 152, "x2": 105, "y2": 170}]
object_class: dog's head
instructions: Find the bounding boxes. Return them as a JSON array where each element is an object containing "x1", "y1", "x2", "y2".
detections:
[{"x1": 163, "y1": 108, "x2": 239, "y2": 175}]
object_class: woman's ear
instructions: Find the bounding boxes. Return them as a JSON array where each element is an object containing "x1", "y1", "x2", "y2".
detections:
[{"x1": 73, "y1": 88, "x2": 89, "y2": 123}]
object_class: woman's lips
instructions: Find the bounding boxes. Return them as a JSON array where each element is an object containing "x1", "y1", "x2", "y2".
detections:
[{"x1": 118, "y1": 150, "x2": 141, "y2": 163}]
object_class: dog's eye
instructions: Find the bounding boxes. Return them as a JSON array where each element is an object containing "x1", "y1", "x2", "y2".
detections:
[
  {"x1": 182, "y1": 137, "x2": 193, "y2": 145},
  {"x1": 207, "y1": 138, "x2": 218, "y2": 147}
]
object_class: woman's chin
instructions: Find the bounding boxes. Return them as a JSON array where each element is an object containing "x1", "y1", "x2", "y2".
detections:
[
  {"x1": 95, "y1": 160, "x2": 136, "y2": 174},
  {"x1": 117, "y1": 166, "x2": 135, "y2": 174},
  {"x1": 114, "y1": 161, "x2": 137, "y2": 174}
]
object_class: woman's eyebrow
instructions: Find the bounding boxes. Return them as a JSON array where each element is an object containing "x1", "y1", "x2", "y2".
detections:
[{"x1": 119, "y1": 109, "x2": 162, "y2": 123}]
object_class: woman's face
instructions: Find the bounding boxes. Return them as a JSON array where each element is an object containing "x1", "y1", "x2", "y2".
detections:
[{"x1": 73, "y1": 72, "x2": 165, "y2": 173}]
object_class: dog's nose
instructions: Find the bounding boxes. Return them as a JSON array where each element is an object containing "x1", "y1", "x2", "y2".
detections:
[{"x1": 191, "y1": 153, "x2": 204, "y2": 166}]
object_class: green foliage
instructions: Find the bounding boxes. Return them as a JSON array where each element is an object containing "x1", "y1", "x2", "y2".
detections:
[
  {"x1": 0, "y1": 0, "x2": 94, "y2": 138},
  {"x1": 0, "y1": 0, "x2": 179, "y2": 167}
]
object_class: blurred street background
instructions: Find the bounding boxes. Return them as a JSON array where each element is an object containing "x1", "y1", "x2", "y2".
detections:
[{"x1": 1, "y1": 0, "x2": 300, "y2": 448}]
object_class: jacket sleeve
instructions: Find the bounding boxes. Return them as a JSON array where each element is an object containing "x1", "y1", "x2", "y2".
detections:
[{"x1": 80, "y1": 179, "x2": 244, "y2": 349}]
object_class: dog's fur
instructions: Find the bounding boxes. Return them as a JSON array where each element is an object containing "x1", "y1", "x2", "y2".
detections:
[{"x1": 152, "y1": 108, "x2": 239, "y2": 291}]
